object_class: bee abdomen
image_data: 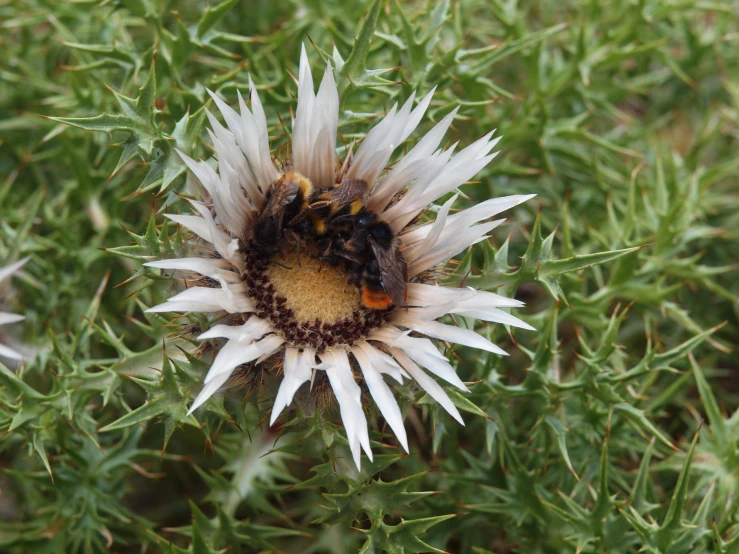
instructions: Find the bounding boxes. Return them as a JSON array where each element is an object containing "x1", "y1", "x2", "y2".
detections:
[
  {"x1": 360, "y1": 259, "x2": 392, "y2": 309},
  {"x1": 361, "y1": 284, "x2": 392, "y2": 310}
]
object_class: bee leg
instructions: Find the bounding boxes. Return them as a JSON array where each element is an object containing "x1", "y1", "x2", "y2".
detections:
[
  {"x1": 287, "y1": 207, "x2": 309, "y2": 227},
  {"x1": 271, "y1": 259, "x2": 293, "y2": 270},
  {"x1": 283, "y1": 229, "x2": 303, "y2": 268},
  {"x1": 271, "y1": 248, "x2": 293, "y2": 270},
  {"x1": 312, "y1": 237, "x2": 329, "y2": 260}
]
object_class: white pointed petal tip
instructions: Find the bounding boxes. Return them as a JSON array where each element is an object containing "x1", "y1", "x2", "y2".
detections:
[
  {"x1": 173, "y1": 147, "x2": 196, "y2": 165},
  {"x1": 0, "y1": 257, "x2": 31, "y2": 284},
  {"x1": 205, "y1": 88, "x2": 218, "y2": 101},
  {"x1": 196, "y1": 328, "x2": 223, "y2": 340},
  {"x1": 0, "y1": 313, "x2": 25, "y2": 326},
  {"x1": 0, "y1": 343, "x2": 24, "y2": 361},
  {"x1": 269, "y1": 403, "x2": 284, "y2": 427}
]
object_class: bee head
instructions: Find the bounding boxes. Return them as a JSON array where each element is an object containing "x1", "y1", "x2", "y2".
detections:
[
  {"x1": 368, "y1": 220, "x2": 394, "y2": 248},
  {"x1": 254, "y1": 217, "x2": 279, "y2": 251},
  {"x1": 356, "y1": 213, "x2": 373, "y2": 228}
]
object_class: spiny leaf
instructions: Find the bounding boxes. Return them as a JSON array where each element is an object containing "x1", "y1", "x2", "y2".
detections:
[
  {"x1": 544, "y1": 415, "x2": 579, "y2": 480},
  {"x1": 614, "y1": 403, "x2": 675, "y2": 450},
  {"x1": 46, "y1": 58, "x2": 160, "y2": 179},
  {"x1": 359, "y1": 514, "x2": 455, "y2": 554}
]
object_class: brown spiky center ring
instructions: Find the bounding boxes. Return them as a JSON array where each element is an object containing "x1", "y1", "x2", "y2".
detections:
[{"x1": 241, "y1": 243, "x2": 392, "y2": 353}]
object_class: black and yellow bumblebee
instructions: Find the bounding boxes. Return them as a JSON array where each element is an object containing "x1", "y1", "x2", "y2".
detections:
[
  {"x1": 253, "y1": 171, "x2": 407, "y2": 310},
  {"x1": 252, "y1": 169, "x2": 315, "y2": 254},
  {"x1": 310, "y1": 179, "x2": 407, "y2": 310}
]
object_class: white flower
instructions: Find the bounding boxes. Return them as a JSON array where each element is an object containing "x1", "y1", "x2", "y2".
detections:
[
  {"x1": 0, "y1": 258, "x2": 30, "y2": 361},
  {"x1": 146, "y1": 45, "x2": 534, "y2": 469}
]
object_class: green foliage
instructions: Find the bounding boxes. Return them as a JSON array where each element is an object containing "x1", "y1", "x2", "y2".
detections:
[{"x1": 1, "y1": 0, "x2": 738, "y2": 552}]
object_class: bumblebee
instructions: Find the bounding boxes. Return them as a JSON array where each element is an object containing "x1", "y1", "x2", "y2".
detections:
[
  {"x1": 252, "y1": 169, "x2": 314, "y2": 253},
  {"x1": 308, "y1": 178, "x2": 368, "y2": 235},
  {"x1": 253, "y1": 173, "x2": 407, "y2": 310},
  {"x1": 316, "y1": 205, "x2": 407, "y2": 311},
  {"x1": 353, "y1": 211, "x2": 407, "y2": 310}
]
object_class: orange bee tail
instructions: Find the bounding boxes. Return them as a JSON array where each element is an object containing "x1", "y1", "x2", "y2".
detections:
[{"x1": 361, "y1": 285, "x2": 393, "y2": 310}]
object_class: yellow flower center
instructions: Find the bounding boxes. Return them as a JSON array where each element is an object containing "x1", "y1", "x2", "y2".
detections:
[
  {"x1": 242, "y1": 244, "x2": 390, "y2": 352},
  {"x1": 265, "y1": 247, "x2": 361, "y2": 323}
]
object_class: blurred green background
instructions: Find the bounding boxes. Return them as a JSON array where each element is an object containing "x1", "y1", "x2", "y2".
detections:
[{"x1": 0, "y1": 0, "x2": 737, "y2": 552}]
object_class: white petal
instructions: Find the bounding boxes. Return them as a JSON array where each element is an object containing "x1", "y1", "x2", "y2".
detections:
[
  {"x1": 368, "y1": 157, "x2": 430, "y2": 213},
  {"x1": 443, "y1": 194, "x2": 536, "y2": 230},
  {"x1": 369, "y1": 329, "x2": 468, "y2": 391},
  {"x1": 197, "y1": 317, "x2": 272, "y2": 341},
  {"x1": 232, "y1": 91, "x2": 265, "y2": 206},
  {"x1": 0, "y1": 258, "x2": 30, "y2": 284},
  {"x1": 0, "y1": 312, "x2": 25, "y2": 326},
  {"x1": 270, "y1": 348, "x2": 317, "y2": 425},
  {"x1": 163, "y1": 213, "x2": 212, "y2": 243},
  {"x1": 401, "y1": 194, "x2": 536, "y2": 250},
  {"x1": 248, "y1": 78, "x2": 280, "y2": 189},
  {"x1": 313, "y1": 65, "x2": 339, "y2": 187},
  {"x1": 165, "y1": 200, "x2": 241, "y2": 269},
  {"x1": 292, "y1": 48, "x2": 339, "y2": 189},
  {"x1": 453, "y1": 306, "x2": 535, "y2": 330},
  {"x1": 404, "y1": 194, "x2": 456, "y2": 263},
  {"x1": 205, "y1": 127, "x2": 254, "y2": 237},
  {"x1": 388, "y1": 346, "x2": 464, "y2": 425},
  {"x1": 144, "y1": 257, "x2": 240, "y2": 283},
  {"x1": 385, "y1": 153, "x2": 498, "y2": 232},
  {"x1": 270, "y1": 347, "x2": 300, "y2": 425},
  {"x1": 406, "y1": 283, "x2": 523, "y2": 309},
  {"x1": 355, "y1": 340, "x2": 404, "y2": 384},
  {"x1": 383, "y1": 131, "x2": 507, "y2": 232},
  {"x1": 398, "y1": 316, "x2": 508, "y2": 356},
  {"x1": 407, "y1": 219, "x2": 504, "y2": 277},
  {"x1": 177, "y1": 148, "x2": 236, "y2": 233},
  {"x1": 384, "y1": 107, "x2": 459, "y2": 181},
  {"x1": 352, "y1": 344, "x2": 408, "y2": 452},
  {"x1": 292, "y1": 45, "x2": 315, "y2": 167},
  {"x1": 207, "y1": 88, "x2": 244, "y2": 142},
  {"x1": 207, "y1": 87, "x2": 277, "y2": 197},
  {"x1": 146, "y1": 286, "x2": 251, "y2": 314},
  {"x1": 0, "y1": 343, "x2": 24, "y2": 361},
  {"x1": 348, "y1": 89, "x2": 435, "y2": 187},
  {"x1": 347, "y1": 103, "x2": 398, "y2": 183},
  {"x1": 321, "y1": 349, "x2": 372, "y2": 469},
  {"x1": 187, "y1": 369, "x2": 232, "y2": 414},
  {"x1": 402, "y1": 284, "x2": 533, "y2": 330},
  {"x1": 203, "y1": 334, "x2": 284, "y2": 384},
  {"x1": 188, "y1": 200, "x2": 242, "y2": 263},
  {"x1": 400, "y1": 88, "x2": 435, "y2": 143}
]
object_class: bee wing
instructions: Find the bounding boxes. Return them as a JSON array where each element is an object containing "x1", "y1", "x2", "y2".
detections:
[
  {"x1": 370, "y1": 238, "x2": 407, "y2": 306},
  {"x1": 261, "y1": 178, "x2": 299, "y2": 220},
  {"x1": 329, "y1": 178, "x2": 368, "y2": 207}
]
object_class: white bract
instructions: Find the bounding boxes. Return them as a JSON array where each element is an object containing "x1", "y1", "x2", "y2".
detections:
[{"x1": 0, "y1": 258, "x2": 29, "y2": 361}]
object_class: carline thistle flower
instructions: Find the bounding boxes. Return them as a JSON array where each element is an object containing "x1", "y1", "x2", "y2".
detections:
[
  {"x1": 146, "y1": 46, "x2": 534, "y2": 469},
  {"x1": 0, "y1": 258, "x2": 29, "y2": 362}
]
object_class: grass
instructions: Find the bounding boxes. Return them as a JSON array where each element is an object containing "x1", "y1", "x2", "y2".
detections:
[{"x1": 0, "y1": 0, "x2": 737, "y2": 552}]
